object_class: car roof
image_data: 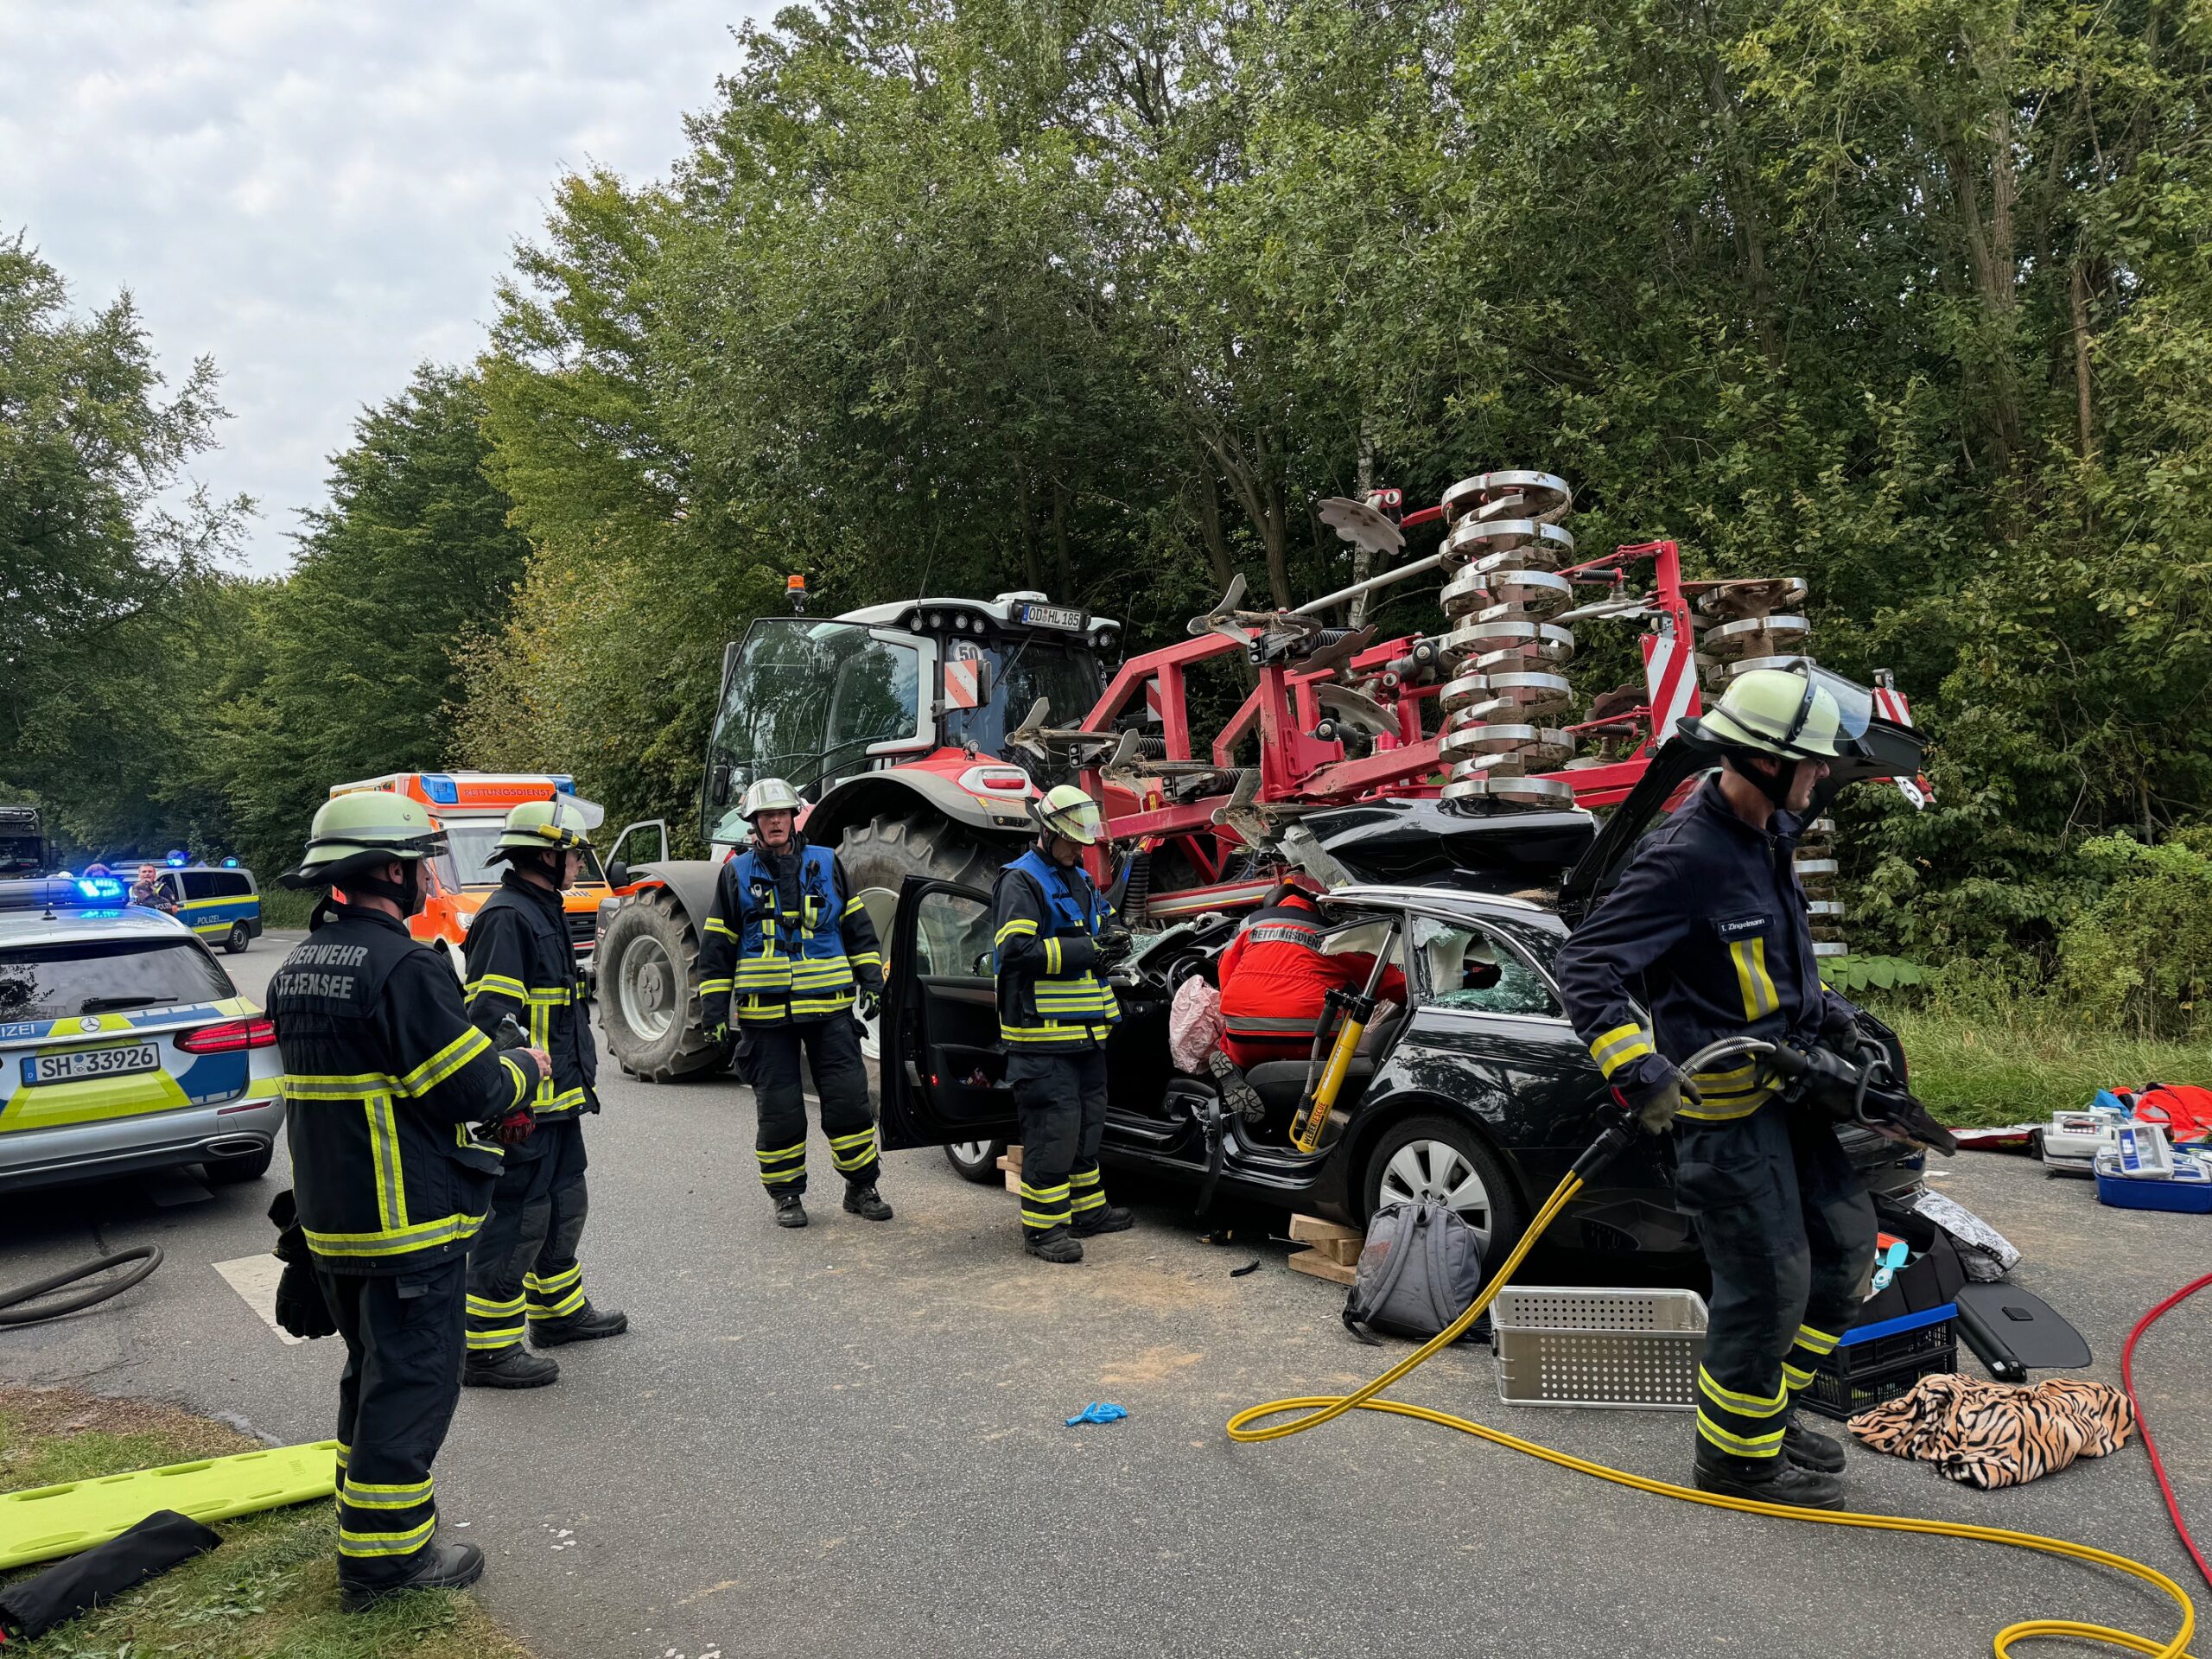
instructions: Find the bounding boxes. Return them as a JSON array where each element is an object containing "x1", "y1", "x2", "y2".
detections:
[
  {"x1": 0, "y1": 905, "x2": 198, "y2": 951},
  {"x1": 1323, "y1": 883, "x2": 1569, "y2": 935}
]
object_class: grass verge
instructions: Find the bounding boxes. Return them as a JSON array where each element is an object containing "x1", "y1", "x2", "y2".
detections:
[
  {"x1": 1873, "y1": 1003, "x2": 2209, "y2": 1128},
  {"x1": 1, "y1": 1389, "x2": 528, "y2": 1659}
]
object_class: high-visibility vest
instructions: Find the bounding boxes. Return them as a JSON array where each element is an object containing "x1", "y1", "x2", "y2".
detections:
[{"x1": 726, "y1": 844, "x2": 859, "y2": 1024}]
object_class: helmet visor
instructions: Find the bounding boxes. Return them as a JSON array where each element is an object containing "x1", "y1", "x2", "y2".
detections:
[
  {"x1": 1805, "y1": 668, "x2": 1873, "y2": 741},
  {"x1": 1040, "y1": 794, "x2": 1105, "y2": 846}
]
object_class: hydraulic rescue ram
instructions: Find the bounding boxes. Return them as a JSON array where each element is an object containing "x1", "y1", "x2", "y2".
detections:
[{"x1": 1287, "y1": 922, "x2": 1399, "y2": 1154}]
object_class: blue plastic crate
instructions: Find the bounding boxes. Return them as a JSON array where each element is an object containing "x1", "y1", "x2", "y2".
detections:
[{"x1": 2095, "y1": 1167, "x2": 2212, "y2": 1214}]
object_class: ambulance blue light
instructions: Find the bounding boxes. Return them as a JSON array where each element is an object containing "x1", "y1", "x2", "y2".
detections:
[
  {"x1": 422, "y1": 774, "x2": 461, "y2": 804},
  {"x1": 552, "y1": 776, "x2": 576, "y2": 794}
]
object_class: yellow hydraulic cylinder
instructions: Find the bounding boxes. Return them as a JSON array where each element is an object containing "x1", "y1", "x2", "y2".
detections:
[{"x1": 1291, "y1": 1015, "x2": 1366, "y2": 1154}]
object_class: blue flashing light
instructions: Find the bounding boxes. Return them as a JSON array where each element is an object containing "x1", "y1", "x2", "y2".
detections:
[
  {"x1": 422, "y1": 773, "x2": 461, "y2": 804},
  {"x1": 222, "y1": 856, "x2": 239, "y2": 868},
  {"x1": 166, "y1": 849, "x2": 188, "y2": 867},
  {"x1": 552, "y1": 775, "x2": 576, "y2": 794},
  {"x1": 75, "y1": 877, "x2": 124, "y2": 901}
]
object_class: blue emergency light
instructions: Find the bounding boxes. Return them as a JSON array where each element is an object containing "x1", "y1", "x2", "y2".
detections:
[
  {"x1": 166, "y1": 849, "x2": 188, "y2": 867},
  {"x1": 552, "y1": 776, "x2": 576, "y2": 794},
  {"x1": 75, "y1": 876, "x2": 123, "y2": 900},
  {"x1": 222, "y1": 856, "x2": 239, "y2": 868},
  {"x1": 422, "y1": 773, "x2": 461, "y2": 804}
]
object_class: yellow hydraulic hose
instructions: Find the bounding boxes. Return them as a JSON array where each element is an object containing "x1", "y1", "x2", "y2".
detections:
[{"x1": 1230, "y1": 1168, "x2": 2200, "y2": 1659}]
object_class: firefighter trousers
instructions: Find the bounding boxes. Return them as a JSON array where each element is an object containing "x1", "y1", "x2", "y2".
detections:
[
  {"x1": 522, "y1": 1120, "x2": 593, "y2": 1326},
  {"x1": 319, "y1": 1256, "x2": 466, "y2": 1588},
  {"x1": 748, "y1": 1015, "x2": 880, "y2": 1195},
  {"x1": 1007, "y1": 1048, "x2": 1110, "y2": 1233},
  {"x1": 466, "y1": 1138, "x2": 557, "y2": 1354},
  {"x1": 1672, "y1": 1105, "x2": 1876, "y2": 1474}
]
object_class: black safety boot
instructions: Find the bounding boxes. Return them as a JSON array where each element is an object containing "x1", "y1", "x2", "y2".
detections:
[
  {"x1": 1692, "y1": 1459, "x2": 1847, "y2": 1510},
  {"x1": 1783, "y1": 1420, "x2": 1847, "y2": 1474},
  {"x1": 1071, "y1": 1204, "x2": 1135, "y2": 1237},
  {"x1": 1024, "y1": 1225, "x2": 1084, "y2": 1265},
  {"x1": 773, "y1": 1192, "x2": 809, "y2": 1229},
  {"x1": 842, "y1": 1184, "x2": 893, "y2": 1221},
  {"x1": 339, "y1": 1540, "x2": 485, "y2": 1612},
  {"x1": 462, "y1": 1345, "x2": 559, "y2": 1389},
  {"x1": 529, "y1": 1302, "x2": 629, "y2": 1347}
]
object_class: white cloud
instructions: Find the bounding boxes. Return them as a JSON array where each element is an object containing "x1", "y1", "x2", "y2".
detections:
[{"x1": 0, "y1": 0, "x2": 759, "y2": 571}]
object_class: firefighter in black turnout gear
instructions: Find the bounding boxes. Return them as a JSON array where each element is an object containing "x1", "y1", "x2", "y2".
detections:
[
  {"x1": 264, "y1": 791, "x2": 550, "y2": 1611},
  {"x1": 1554, "y1": 665, "x2": 1880, "y2": 1510},
  {"x1": 461, "y1": 797, "x2": 627, "y2": 1387},
  {"x1": 992, "y1": 785, "x2": 1135, "y2": 1264},
  {"x1": 697, "y1": 778, "x2": 893, "y2": 1229}
]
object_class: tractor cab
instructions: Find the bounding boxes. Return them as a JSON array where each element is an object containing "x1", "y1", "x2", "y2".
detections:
[{"x1": 696, "y1": 591, "x2": 1120, "y2": 848}]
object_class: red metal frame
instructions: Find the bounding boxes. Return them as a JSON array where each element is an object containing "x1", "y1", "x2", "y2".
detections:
[{"x1": 1072, "y1": 537, "x2": 1705, "y2": 889}]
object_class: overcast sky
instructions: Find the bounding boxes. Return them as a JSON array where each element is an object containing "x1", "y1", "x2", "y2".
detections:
[{"x1": 0, "y1": 1, "x2": 760, "y2": 573}]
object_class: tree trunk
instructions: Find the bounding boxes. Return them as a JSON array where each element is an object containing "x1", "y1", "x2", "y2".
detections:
[
  {"x1": 1349, "y1": 421, "x2": 1376, "y2": 629},
  {"x1": 2069, "y1": 259, "x2": 2095, "y2": 463}
]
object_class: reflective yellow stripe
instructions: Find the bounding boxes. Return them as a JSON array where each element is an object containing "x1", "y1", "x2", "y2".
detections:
[
  {"x1": 704, "y1": 917, "x2": 738, "y2": 939},
  {"x1": 303, "y1": 1211, "x2": 486, "y2": 1258},
  {"x1": 467, "y1": 1294, "x2": 524, "y2": 1315},
  {"x1": 1795, "y1": 1323, "x2": 1841, "y2": 1357},
  {"x1": 338, "y1": 1517, "x2": 436, "y2": 1557},
  {"x1": 1730, "y1": 938, "x2": 1780, "y2": 1020},
  {"x1": 699, "y1": 977, "x2": 734, "y2": 996},
  {"x1": 756, "y1": 1143, "x2": 805, "y2": 1163},
  {"x1": 995, "y1": 919, "x2": 1038, "y2": 943},
  {"x1": 398, "y1": 1027, "x2": 491, "y2": 1096},
  {"x1": 465, "y1": 972, "x2": 530, "y2": 1003},
  {"x1": 526, "y1": 1265, "x2": 582, "y2": 1294},
  {"x1": 1588, "y1": 1022, "x2": 1654, "y2": 1078},
  {"x1": 842, "y1": 897, "x2": 865, "y2": 917},
  {"x1": 1696, "y1": 1414, "x2": 1785, "y2": 1458},
  {"x1": 282, "y1": 1071, "x2": 404, "y2": 1100},
  {"x1": 1698, "y1": 1366, "x2": 1788, "y2": 1416},
  {"x1": 1044, "y1": 938, "x2": 1063, "y2": 974},
  {"x1": 365, "y1": 1096, "x2": 403, "y2": 1230},
  {"x1": 1783, "y1": 1361, "x2": 1816, "y2": 1389},
  {"x1": 1675, "y1": 1092, "x2": 1770, "y2": 1122}
]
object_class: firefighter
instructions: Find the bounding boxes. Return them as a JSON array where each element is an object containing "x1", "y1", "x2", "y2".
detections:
[
  {"x1": 461, "y1": 797, "x2": 626, "y2": 1387},
  {"x1": 992, "y1": 784, "x2": 1135, "y2": 1263},
  {"x1": 1553, "y1": 664, "x2": 1878, "y2": 1510},
  {"x1": 264, "y1": 791, "x2": 549, "y2": 1610},
  {"x1": 1215, "y1": 880, "x2": 1409, "y2": 1070},
  {"x1": 697, "y1": 778, "x2": 893, "y2": 1229}
]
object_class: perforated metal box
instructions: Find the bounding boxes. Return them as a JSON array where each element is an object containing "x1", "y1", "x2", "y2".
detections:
[{"x1": 1491, "y1": 1287, "x2": 1709, "y2": 1409}]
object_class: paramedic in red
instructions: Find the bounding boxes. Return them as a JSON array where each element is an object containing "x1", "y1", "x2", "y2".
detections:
[{"x1": 1216, "y1": 882, "x2": 1408, "y2": 1067}]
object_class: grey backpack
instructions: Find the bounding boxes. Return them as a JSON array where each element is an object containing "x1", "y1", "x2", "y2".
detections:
[{"x1": 1342, "y1": 1199, "x2": 1490, "y2": 1345}]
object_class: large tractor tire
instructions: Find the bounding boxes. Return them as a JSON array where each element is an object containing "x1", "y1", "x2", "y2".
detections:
[
  {"x1": 599, "y1": 886, "x2": 725, "y2": 1083},
  {"x1": 837, "y1": 810, "x2": 1015, "y2": 1061}
]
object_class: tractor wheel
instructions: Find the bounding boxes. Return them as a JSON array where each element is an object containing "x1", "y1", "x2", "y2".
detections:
[
  {"x1": 599, "y1": 887, "x2": 725, "y2": 1083},
  {"x1": 836, "y1": 810, "x2": 1014, "y2": 1060}
]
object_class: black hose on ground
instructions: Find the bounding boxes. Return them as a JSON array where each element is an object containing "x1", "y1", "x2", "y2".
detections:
[{"x1": 0, "y1": 1246, "x2": 163, "y2": 1326}]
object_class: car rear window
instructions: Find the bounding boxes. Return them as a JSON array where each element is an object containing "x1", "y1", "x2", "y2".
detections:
[{"x1": 0, "y1": 938, "x2": 236, "y2": 1021}]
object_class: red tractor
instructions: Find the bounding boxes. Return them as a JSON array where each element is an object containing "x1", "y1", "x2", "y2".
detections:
[{"x1": 595, "y1": 472, "x2": 1903, "y2": 1080}]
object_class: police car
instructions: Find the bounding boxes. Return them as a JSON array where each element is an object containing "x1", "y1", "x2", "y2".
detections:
[{"x1": 0, "y1": 877, "x2": 282, "y2": 1194}]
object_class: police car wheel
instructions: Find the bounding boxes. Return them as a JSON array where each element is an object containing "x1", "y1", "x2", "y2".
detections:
[
  {"x1": 944, "y1": 1140, "x2": 1006, "y2": 1183},
  {"x1": 203, "y1": 1143, "x2": 274, "y2": 1184},
  {"x1": 1360, "y1": 1114, "x2": 1522, "y2": 1258},
  {"x1": 223, "y1": 922, "x2": 250, "y2": 954}
]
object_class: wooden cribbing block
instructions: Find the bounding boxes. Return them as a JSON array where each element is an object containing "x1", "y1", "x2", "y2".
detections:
[
  {"x1": 1287, "y1": 1249, "x2": 1358, "y2": 1287},
  {"x1": 1288, "y1": 1213, "x2": 1363, "y2": 1262},
  {"x1": 997, "y1": 1144, "x2": 1023, "y2": 1193}
]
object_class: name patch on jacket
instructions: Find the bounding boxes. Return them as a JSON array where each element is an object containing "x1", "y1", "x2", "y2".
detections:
[
  {"x1": 270, "y1": 942, "x2": 372, "y2": 1007},
  {"x1": 1713, "y1": 913, "x2": 1769, "y2": 940}
]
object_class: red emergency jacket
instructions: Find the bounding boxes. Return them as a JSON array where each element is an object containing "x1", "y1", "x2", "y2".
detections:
[{"x1": 1217, "y1": 893, "x2": 1406, "y2": 1068}]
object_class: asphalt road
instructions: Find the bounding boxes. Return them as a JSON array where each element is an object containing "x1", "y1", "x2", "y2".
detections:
[{"x1": 3, "y1": 934, "x2": 2208, "y2": 1658}]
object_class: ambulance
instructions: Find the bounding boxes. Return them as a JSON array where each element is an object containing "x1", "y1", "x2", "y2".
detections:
[{"x1": 326, "y1": 772, "x2": 612, "y2": 981}]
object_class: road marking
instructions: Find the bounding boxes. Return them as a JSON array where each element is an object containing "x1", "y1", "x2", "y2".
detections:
[{"x1": 213, "y1": 1254, "x2": 308, "y2": 1345}]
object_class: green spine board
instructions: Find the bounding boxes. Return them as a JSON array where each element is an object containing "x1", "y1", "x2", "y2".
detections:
[{"x1": 0, "y1": 1439, "x2": 340, "y2": 1569}]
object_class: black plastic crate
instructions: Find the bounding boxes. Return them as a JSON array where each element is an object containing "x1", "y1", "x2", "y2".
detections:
[{"x1": 1800, "y1": 1319, "x2": 1955, "y2": 1421}]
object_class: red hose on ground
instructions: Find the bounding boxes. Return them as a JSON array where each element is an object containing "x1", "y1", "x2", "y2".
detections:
[{"x1": 2121, "y1": 1269, "x2": 2212, "y2": 1593}]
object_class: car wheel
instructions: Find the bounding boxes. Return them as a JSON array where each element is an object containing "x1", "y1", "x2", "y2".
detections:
[
  {"x1": 944, "y1": 1140, "x2": 1006, "y2": 1183},
  {"x1": 1359, "y1": 1114, "x2": 1524, "y2": 1259},
  {"x1": 204, "y1": 1143, "x2": 274, "y2": 1184},
  {"x1": 224, "y1": 923, "x2": 250, "y2": 954}
]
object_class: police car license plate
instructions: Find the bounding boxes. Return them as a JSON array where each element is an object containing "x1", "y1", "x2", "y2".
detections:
[
  {"x1": 1017, "y1": 602, "x2": 1087, "y2": 631},
  {"x1": 21, "y1": 1044, "x2": 161, "y2": 1086}
]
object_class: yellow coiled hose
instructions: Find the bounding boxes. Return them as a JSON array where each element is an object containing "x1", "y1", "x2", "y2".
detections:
[{"x1": 1229, "y1": 1168, "x2": 2200, "y2": 1658}]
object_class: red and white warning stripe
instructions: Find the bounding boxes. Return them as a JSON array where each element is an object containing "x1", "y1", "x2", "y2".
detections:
[
  {"x1": 1643, "y1": 620, "x2": 1700, "y2": 742},
  {"x1": 946, "y1": 658, "x2": 985, "y2": 710},
  {"x1": 1872, "y1": 681, "x2": 1933, "y2": 808}
]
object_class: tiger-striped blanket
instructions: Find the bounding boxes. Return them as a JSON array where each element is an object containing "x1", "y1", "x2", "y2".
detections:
[{"x1": 1847, "y1": 1375, "x2": 2133, "y2": 1489}]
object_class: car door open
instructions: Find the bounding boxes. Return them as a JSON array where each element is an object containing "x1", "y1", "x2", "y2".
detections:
[{"x1": 877, "y1": 876, "x2": 1021, "y2": 1151}]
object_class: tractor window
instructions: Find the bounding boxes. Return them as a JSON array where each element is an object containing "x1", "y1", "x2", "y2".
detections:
[
  {"x1": 705, "y1": 620, "x2": 924, "y2": 823},
  {"x1": 938, "y1": 641, "x2": 1104, "y2": 760}
]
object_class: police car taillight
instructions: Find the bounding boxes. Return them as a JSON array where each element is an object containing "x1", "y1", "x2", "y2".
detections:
[{"x1": 178, "y1": 1016, "x2": 277, "y2": 1053}]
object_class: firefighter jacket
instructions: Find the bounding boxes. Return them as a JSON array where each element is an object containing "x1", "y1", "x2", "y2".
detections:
[
  {"x1": 992, "y1": 847, "x2": 1120, "y2": 1052},
  {"x1": 698, "y1": 840, "x2": 883, "y2": 1027},
  {"x1": 270, "y1": 900, "x2": 531, "y2": 1273},
  {"x1": 462, "y1": 871, "x2": 599, "y2": 1142},
  {"x1": 1216, "y1": 892, "x2": 1408, "y2": 1066},
  {"x1": 1553, "y1": 776, "x2": 1858, "y2": 1122}
]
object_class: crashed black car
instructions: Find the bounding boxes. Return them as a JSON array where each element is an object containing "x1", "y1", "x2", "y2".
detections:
[{"x1": 876, "y1": 719, "x2": 1934, "y2": 1262}]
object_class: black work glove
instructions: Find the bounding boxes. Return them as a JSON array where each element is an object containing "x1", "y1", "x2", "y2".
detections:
[
  {"x1": 1093, "y1": 929, "x2": 1135, "y2": 966},
  {"x1": 267, "y1": 1190, "x2": 337, "y2": 1339},
  {"x1": 493, "y1": 1105, "x2": 537, "y2": 1147},
  {"x1": 855, "y1": 987, "x2": 881, "y2": 1022},
  {"x1": 1817, "y1": 1001, "x2": 1863, "y2": 1054},
  {"x1": 1616, "y1": 1069, "x2": 1700, "y2": 1135}
]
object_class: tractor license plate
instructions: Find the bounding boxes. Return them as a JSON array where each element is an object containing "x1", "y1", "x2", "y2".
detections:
[
  {"x1": 1017, "y1": 603, "x2": 1087, "y2": 631},
  {"x1": 21, "y1": 1044, "x2": 161, "y2": 1086}
]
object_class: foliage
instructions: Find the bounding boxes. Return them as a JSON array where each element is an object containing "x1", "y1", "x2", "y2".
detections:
[
  {"x1": 1817, "y1": 955, "x2": 1926, "y2": 995},
  {"x1": 1877, "y1": 998, "x2": 2211, "y2": 1128},
  {"x1": 2053, "y1": 833, "x2": 2212, "y2": 1039}
]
